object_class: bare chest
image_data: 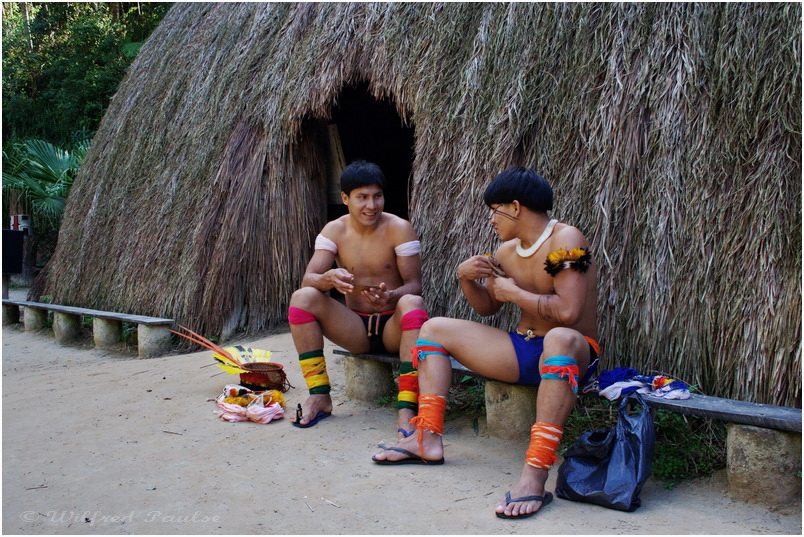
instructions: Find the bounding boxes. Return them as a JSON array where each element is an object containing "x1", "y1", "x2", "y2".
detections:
[
  {"x1": 336, "y1": 237, "x2": 398, "y2": 280},
  {"x1": 498, "y1": 250, "x2": 555, "y2": 294}
]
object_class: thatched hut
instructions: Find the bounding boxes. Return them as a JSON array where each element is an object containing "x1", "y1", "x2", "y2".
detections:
[{"x1": 35, "y1": 3, "x2": 801, "y2": 406}]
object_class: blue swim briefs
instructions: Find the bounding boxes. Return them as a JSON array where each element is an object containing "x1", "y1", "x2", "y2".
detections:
[
  {"x1": 509, "y1": 331, "x2": 544, "y2": 386},
  {"x1": 509, "y1": 331, "x2": 601, "y2": 386}
]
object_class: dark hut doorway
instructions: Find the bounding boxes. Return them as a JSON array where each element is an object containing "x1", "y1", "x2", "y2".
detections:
[{"x1": 327, "y1": 83, "x2": 414, "y2": 220}]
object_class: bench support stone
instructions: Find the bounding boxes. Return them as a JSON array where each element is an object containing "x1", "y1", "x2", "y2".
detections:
[
  {"x1": 22, "y1": 306, "x2": 47, "y2": 331},
  {"x1": 138, "y1": 324, "x2": 172, "y2": 358},
  {"x1": 726, "y1": 424, "x2": 801, "y2": 508},
  {"x1": 53, "y1": 312, "x2": 81, "y2": 343},
  {"x1": 93, "y1": 318, "x2": 122, "y2": 349},
  {"x1": 484, "y1": 380, "x2": 537, "y2": 439},
  {"x1": 344, "y1": 355, "x2": 395, "y2": 402},
  {"x1": 3, "y1": 303, "x2": 20, "y2": 325}
]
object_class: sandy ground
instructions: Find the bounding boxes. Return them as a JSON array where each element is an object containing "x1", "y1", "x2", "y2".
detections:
[{"x1": 2, "y1": 295, "x2": 801, "y2": 534}]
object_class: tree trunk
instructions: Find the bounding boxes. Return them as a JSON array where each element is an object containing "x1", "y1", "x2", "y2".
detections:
[{"x1": 18, "y1": 2, "x2": 33, "y2": 52}]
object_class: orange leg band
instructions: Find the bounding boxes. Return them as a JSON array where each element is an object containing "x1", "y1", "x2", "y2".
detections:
[
  {"x1": 409, "y1": 394, "x2": 447, "y2": 457},
  {"x1": 525, "y1": 422, "x2": 563, "y2": 469}
]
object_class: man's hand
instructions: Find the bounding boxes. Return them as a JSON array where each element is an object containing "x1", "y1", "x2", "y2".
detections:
[
  {"x1": 457, "y1": 255, "x2": 506, "y2": 281},
  {"x1": 326, "y1": 268, "x2": 355, "y2": 295},
  {"x1": 488, "y1": 276, "x2": 519, "y2": 303},
  {"x1": 362, "y1": 282, "x2": 393, "y2": 310}
]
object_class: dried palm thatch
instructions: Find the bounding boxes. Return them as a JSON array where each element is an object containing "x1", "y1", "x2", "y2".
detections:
[{"x1": 35, "y1": 3, "x2": 800, "y2": 406}]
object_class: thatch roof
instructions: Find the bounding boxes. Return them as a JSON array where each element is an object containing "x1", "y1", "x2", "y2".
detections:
[{"x1": 35, "y1": 3, "x2": 801, "y2": 406}]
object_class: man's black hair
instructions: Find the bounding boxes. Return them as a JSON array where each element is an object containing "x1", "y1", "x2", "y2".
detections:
[
  {"x1": 483, "y1": 166, "x2": 553, "y2": 212},
  {"x1": 340, "y1": 160, "x2": 386, "y2": 195}
]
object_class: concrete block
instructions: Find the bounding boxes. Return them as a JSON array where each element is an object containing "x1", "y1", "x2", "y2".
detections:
[
  {"x1": 53, "y1": 312, "x2": 81, "y2": 343},
  {"x1": 93, "y1": 318, "x2": 122, "y2": 349},
  {"x1": 3, "y1": 303, "x2": 20, "y2": 325},
  {"x1": 726, "y1": 423, "x2": 802, "y2": 507},
  {"x1": 344, "y1": 355, "x2": 395, "y2": 402},
  {"x1": 484, "y1": 380, "x2": 537, "y2": 439},
  {"x1": 138, "y1": 324, "x2": 172, "y2": 358},
  {"x1": 22, "y1": 306, "x2": 47, "y2": 331}
]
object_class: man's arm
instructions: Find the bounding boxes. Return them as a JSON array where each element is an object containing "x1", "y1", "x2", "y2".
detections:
[
  {"x1": 489, "y1": 227, "x2": 590, "y2": 325},
  {"x1": 388, "y1": 253, "x2": 422, "y2": 300},
  {"x1": 366, "y1": 221, "x2": 423, "y2": 306},
  {"x1": 301, "y1": 249, "x2": 356, "y2": 295},
  {"x1": 457, "y1": 255, "x2": 504, "y2": 316}
]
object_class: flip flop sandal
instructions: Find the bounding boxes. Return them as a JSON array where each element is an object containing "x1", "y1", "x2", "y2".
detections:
[
  {"x1": 496, "y1": 491, "x2": 553, "y2": 519},
  {"x1": 372, "y1": 446, "x2": 444, "y2": 465}
]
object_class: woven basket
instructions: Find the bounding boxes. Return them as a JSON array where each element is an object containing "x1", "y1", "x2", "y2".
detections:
[{"x1": 239, "y1": 362, "x2": 292, "y2": 392}]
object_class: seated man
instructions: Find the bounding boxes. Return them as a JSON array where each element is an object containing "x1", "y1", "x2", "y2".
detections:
[
  {"x1": 372, "y1": 167, "x2": 599, "y2": 520},
  {"x1": 289, "y1": 160, "x2": 428, "y2": 436}
]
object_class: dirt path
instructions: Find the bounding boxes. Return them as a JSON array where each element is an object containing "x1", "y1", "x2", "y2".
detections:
[{"x1": 2, "y1": 315, "x2": 801, "y2": 534}]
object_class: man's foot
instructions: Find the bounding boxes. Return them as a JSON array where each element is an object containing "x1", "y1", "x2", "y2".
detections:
[
  {"x1": 397, "y1": 408, "x2": 416, "y2": 439},
  {"x1": 372, "y1": 429, "x2": 444, "y2": 464},
  {"x1": 495, "y1": 464, "x2": 550, "y2": 518},
  {"x1": 292, "y1": 394, "x2": 333, "y2": 427}
]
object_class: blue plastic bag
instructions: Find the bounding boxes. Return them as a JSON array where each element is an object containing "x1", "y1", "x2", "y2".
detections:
[{"x1": 555, "y1": 392, "x2": 655, "y2": 511}]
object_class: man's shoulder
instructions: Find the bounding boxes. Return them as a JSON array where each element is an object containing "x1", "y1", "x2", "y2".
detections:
[
  {"x1": 382, "y1": 212, "x2": 413, "y2": 227},
  {"x1": 382, "y1": 213, "x2": 417, "y2": 240},
  {"x1": 321, "y1": 217, "x2": 347, "y2": 238},
  {"x1": 551, "y1": 222, "x2": 587, "y2": 247}
]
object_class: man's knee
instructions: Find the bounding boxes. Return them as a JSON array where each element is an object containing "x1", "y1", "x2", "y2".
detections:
[
  {"x1": 419, "y1": 316, "x2": 451, "y2": 339},
  {"x1": 290, "y1": 286, "x2": 326, "y2": 309},
  {"x1": 543, "y1": 327, "x2": 585, "y2": 352},
  {"x1": 396, "y1": 294, "x2": 425, "y2": 312}
]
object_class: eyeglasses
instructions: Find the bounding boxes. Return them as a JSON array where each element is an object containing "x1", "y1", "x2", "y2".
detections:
[{"x1": 489, "y1": 204, "x2": 518, "y2": 222}]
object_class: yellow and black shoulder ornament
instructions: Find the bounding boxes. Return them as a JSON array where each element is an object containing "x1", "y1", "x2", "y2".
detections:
[{"x1": 544, "y1": 247, "x2": 592, "y2": 276}]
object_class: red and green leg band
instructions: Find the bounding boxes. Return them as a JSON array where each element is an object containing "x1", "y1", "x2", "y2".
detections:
[
  {"x1": 299, "y1": 349, "x2": 330, "y2": 395},
  {"x1": 541, "y1": 356, "x2": 580, "y2": 394},
  {"x1": 397, "y1": 361, "x2": 419, "y2": 411}
]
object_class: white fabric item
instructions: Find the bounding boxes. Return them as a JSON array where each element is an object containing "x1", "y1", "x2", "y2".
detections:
[
  {"x1": 394, "y1": 240, "x2": 421, "y2": 256},
  {"x1": 653, "y1": 385, "x2": 691, "y2": 400},
  {"x1": 598, "y1": 380, "x2": 651, "y2": 401},
  {"x1": 216, "y1": 395, "x2": 285, "y2": 424},
  {"x1": 314, "y1": 234, "x2": 338, "y2": 253}
]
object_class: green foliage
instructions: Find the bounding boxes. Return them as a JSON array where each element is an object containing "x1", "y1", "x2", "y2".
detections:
[
  {"x1": 375, "y1": 394, "x2": 394, "y2": 407},
  {"x1": 447, "y1": 375, "x2": 486, "y2": 418},
  {"x1": 2, "y1": 2, "x2": 171, "y2": 145},
  {"x1": 562, "y1": 396, "x2": 727, "y2": 487},
  {"x1": 652, "y1": 410, "x2": 726, "y2": 488},
  {"x1": 2, "y1": 137, "x2": 89, "y2": 231}
]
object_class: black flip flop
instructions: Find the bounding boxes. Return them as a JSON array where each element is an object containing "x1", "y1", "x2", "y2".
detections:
[
  {"x1": 291, "y1": 410, "x2": 331, "y2": 428},
  {"x1": 496, "y1": 491, "x2": 553, "y2": 519},
  {"x1": 372, "y1": 446, "x2": 444, "y2": 465}
]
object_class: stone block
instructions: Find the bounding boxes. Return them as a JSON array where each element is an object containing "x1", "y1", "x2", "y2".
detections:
[
  {"x1": 726, "y1": 423, "x2": 802, "y2": 507},
  {"x1": 93, "y1": 318, "x2": 122, "y2": 349},
  {"x1": 138, "y1": 324, "x2": 172, "y2": 358},
  {"x1": 484, "y1": 380, "x2": 537, "y2": 439},
  {"x1": 344, "y1": 355, "x2": 395, "y2": 402},
  {"x1": 53, "y1": 312, "x2": 81, "y2": 343},
  {"x1": 3, "y1": 303, "x2": 20, "y2": 325},
  {"x1": 22, "y1": 306, "x2": 47, "y2": 331}
]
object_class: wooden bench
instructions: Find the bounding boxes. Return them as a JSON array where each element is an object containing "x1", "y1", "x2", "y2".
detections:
[
  {"x1": 336, "y1": 349, "x2": 802, "y2": 507},
  {"x1": 2, "y1": 299, "x2": 175, "y2": 358}
]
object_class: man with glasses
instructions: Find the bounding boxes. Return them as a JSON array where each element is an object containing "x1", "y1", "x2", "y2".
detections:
[{"x1": 372, "y1": 167, "x2": 599, "y2": 520}]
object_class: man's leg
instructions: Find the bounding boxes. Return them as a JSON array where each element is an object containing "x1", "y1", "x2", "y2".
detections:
[
  {"x1": 381, "y1": 294, "x2": 429, "y2": 438},
  {"x1": 495, "y1": 327, "x2": 590, "y2": 518},
  {"x1": 288, "y1": 287, "x2": 369, "y2": 426},
  {"x1": 373, "y1": 316, "x2": 517, "y2": 462}
]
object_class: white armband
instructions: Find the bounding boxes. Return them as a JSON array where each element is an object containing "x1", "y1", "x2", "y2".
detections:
[
  {"x1": 315, "y1": 234, "x2": 338, "y2": 254},
  {"x1": 394, "y1": 240, "x2": 421, "y2": 256}
]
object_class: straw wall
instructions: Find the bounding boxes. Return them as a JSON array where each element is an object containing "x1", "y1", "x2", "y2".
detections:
[{"x1": 36, "y1": 3, "x2": 801, "y2": 405}]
